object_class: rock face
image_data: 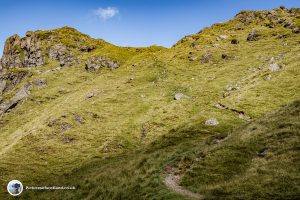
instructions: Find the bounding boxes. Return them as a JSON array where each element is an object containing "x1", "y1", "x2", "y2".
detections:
[
  {"x1": 0, "y1": 84, "x2": 32, "y2": 115},
  {"x1": 49, "y1": 44, "x2": 75, "y2": 67},
  {"x1": 85, "y1": 57, "x2": 120, "y2": 73},
  {"x1": 0, "y1": 32, "x2": 44, "y2": 69}
]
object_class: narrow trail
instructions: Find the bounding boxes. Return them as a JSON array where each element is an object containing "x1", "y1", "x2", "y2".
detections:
[{"x1": 164, "y1": 173, "x2": 203, "y2": 199}]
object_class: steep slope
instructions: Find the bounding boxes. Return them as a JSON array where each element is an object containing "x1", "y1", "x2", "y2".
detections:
[
  {"x1": 20, "y1": 99, "x2": 300, "y2": 200},
  {"x1": 0, "y1": 7, "x2": 299, "y2": 199}
]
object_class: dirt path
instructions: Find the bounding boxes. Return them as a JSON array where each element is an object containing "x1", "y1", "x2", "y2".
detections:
[{"x1": 164, "y1": 173, "x2": 203, "y2": 199}]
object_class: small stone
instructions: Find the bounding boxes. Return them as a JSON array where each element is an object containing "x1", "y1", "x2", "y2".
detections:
[
  {"x1": 212, "y1": 43, "x2": 220, "y2": 47},
  {"x1": 265, "y1": 74, "x2": 272, "y2": 80},
  {"x1": 258, "y1": 148, "x2": 268, "y2": 157},
  {"x1": 174, "y1": 93, "x2": 190, "y2": 100},
  {"x1": 268, "y1": 63, "x2": 281, "y2": 71},
  {"x1": 231, "y1": 39, "x2": 239, "y2": 44},
  {"x1": 35, "y1": 79, "x2": 47, "y2": 88},
  {"x1": 247, "y1": 29, "x2": 259, "y2": 41},
  {"x1": 205, "y1": 118, "x2": 219, "y2": 126},
  {"x1": 86, "y1": 92, "x2": 96, "y2": 98}
]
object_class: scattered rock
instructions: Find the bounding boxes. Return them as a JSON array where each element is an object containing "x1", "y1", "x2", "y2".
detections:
[
  {"x1": 61, "y1": 122, "x2": 72, "y2": 131},
  {"x1": 74, "y1": 114, "x2": 85, "y2": 124},
  {"x1": 188, "y1": 55, "x2": 197, "y2": 61},
  {"x1": 216, "y1": 35, "x2": 228, "y2": 41},
  {"x1": 86, "y1": 92, "x2": 96, "y2": 98},
  {"x1": 268, "y1": 63, "x2": 281, "y2": 71},
  {"x1": 35, "y1": 79, "x2": 47, "y2": 88},
  {"x1": 258, "y1": 148, "x2": 268, "y2": 157},
  {"x1": 85, "y1": 57, "x2": 120, "y2": 73},
  {"x1": 174, "y1": 93, "x2": 190, "y2": 100},
  {"x1": 264, "y1": 74, "x2": 272, "y2": 80},
  {"x1": 225, "y1": 83, "x2": 239, "y2": 91},
  {"x1": 231, "y1": 39, "x2": 239, "y2": 44},
  {"x1": 201, "y1": 52, "x2": 212, "y2": 63},
  {"x1": 205, "y1": 118, "x2": 219, "y2": 126},
  {"x1": 190, "y1": 42, "x2": 199, "y2": 49},
  {"x1": 212, "y1": 43, "x2": 220, "y2": 47},
  {"x1": 247, "y1": 29, "x2": 259, "y2": 41},
  {"x1": 80, "y1": 45, "x2": 96, "y2": 52},
  {"x1": 221, "y1": 53, "x2": 229, "y2": 59},
  {"x1": 62, "y1": 136, "x2": 75, "y2": 144},
  {"x1": 52, "y1": 67, "x2": 61, "y2": 71}
]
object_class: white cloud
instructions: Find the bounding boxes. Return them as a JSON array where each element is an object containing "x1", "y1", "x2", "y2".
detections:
[{"x1": 94, "y1": 7, "x2": 119, "y2": 21}]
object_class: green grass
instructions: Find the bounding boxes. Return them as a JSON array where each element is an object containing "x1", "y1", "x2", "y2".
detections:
[{"x1": 0, "y1": 7, "x2": 299, "y2": 200}]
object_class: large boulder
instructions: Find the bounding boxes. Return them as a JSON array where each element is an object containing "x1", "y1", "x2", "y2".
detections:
[{"x1": 85, "y1": 57, "x2": 120, "y2": 73}]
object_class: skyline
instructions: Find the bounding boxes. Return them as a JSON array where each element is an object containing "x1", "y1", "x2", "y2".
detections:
[{"x1": 1, "y1": 0, "x2": 300, "y2": 56}]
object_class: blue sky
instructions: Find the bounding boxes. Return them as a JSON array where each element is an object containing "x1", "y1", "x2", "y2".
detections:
[{"x1": 0, "y1": 0, "x2": 300, "y2": 55}]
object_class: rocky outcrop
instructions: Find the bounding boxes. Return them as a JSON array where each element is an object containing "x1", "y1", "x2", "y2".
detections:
[
  {"x1": 0, "y1": 84, "x2": 32, "y2": 115},
  {"x1": 85, "y1": 57, "x2": 120, "y2": 73},
  {"x1": 49, "y1": 44, "x2": 76, "y2": 67},
  {"x1": 0, "y1": 32, "x2": 44, "y2": 69}
]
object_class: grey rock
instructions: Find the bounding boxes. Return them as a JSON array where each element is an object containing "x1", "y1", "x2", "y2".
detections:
[
  {"x1": 205, "y1": 118, "x2": 219, "y2": 126},
  {"x1": 35, "y1": 79, "x2": 47, "y2": 88},
  {"x1": 1, "y1": 33, "x2": 44, "y2": 69},
  {"x1": 49, "y1": 44, "x2": 75, "y2": 67},
  {"x1": 86, "y1": 92, "x2": 97, "y2": 98},
  {"x1": 268, "y1": 63, "x2": 281, "y2": 71},
  {"x1": 212, "y1": 43, "x2": 220, "y2": 47},
  {"x1": 0, "y1": 84, "x2": 32, "y2": 115},
  {"x1": 201, "y1": 52, "x2": 212, "y2": 63},
  {"x1": 216, "y1": 35, "x2": 228, "y2": 41},
  {"x1": 174, "y1": 93, "x2": 190, "y2": 100},
  {"x1": 190, "y1": 42, "x2": 199, "y2": 49},
  {"x1": 85, "y1": 57, "x2": 120, "y2": 73},
  {"x1": 247, "y1": 29, "x2": 259, "y2": 41}
]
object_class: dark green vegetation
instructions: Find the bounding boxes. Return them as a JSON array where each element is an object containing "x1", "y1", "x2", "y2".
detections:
[{"x1": 0, "y1": 7, "x2": 299, "y2": 199}]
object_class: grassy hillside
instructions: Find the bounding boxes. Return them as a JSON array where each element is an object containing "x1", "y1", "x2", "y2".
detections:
[{"x1": 0, "y1": 7, "x2": 299, "y2": 199}]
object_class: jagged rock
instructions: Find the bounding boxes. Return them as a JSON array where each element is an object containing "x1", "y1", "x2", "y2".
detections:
[
  {"x1": 205, "y1": 118, "x2": 219, "y2": 126},
  {"x1": 85, "y1": 57, "x2": 119, "y2": 73},
  {"x1": 0, "y1": 84, "x2": 32, "y2": 115},
  {"x1": 49, "y1": 44, "x2": 75, "y2": 67},
  {"x1": 174, "y1": 93, "x2": 190, "y2": 100},
  {"x1": 35, "y1": 79, "x2": 47, "y2": 88},
  {"x1": 1, "y1": 32, "x2": 44, "y2": 69},
  {"x1": 268, "y1": 63, "x2": 281, "y2": 71},
  {"x1": 247, "y1": 29, "x2": 259, "y2": 41},
  {"x1": 1, "y1": 71, "x2": 30, "y2": 92},
  {"x1": 201, "y1": 52, "x2": 212, "y2": 63}
]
